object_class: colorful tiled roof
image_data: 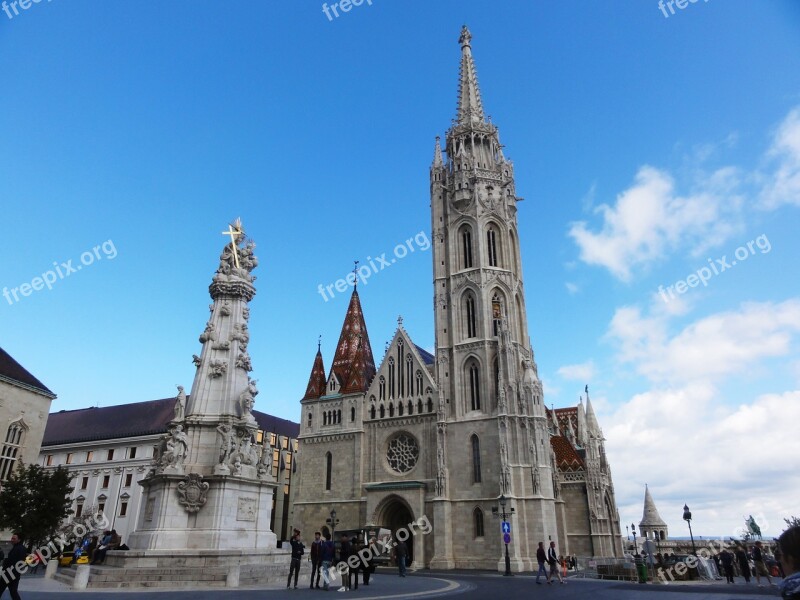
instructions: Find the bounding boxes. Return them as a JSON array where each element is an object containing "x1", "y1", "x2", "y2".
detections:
[
  {"x1": 330, "y1": 290, "x2": 376, "y2": 394},
  {"x1": 550, "y1": 435, "x2": 585, "y2": 472},
  {"x1": 302, "y1": 349, "x2": 327, "y2": 401}
]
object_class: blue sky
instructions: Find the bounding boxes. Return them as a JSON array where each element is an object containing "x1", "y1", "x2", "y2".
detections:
[{"x1": 2, "y1": 1, "x2": 799, "y2": 537}]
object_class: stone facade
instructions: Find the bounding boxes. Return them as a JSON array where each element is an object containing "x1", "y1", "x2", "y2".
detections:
[{"x1": 290, "y1": 27, "x2": 622, "y2": 571}]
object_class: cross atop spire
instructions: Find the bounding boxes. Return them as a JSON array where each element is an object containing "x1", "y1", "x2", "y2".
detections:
[{"x1": 456, "y1": 25, "x2": 485, "y2": 126}]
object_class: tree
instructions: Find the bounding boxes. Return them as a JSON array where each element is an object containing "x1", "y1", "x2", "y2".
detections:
[
  {"x1": 0, "y1": 463, "x2": 74, "y2": 548},
  {"x1": 785, "y1": 516, "x2": 800, "y2": 530}
]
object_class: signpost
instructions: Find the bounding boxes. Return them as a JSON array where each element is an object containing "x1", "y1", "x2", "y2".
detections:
[{"x1": 501, "y1": 522, "x2": 511, "y2": 534}]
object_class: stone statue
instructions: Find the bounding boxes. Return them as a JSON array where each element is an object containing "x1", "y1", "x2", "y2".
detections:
[
  {"x1": 532, "y1": 467, "x2": 541, "y2": 494},
  {"x1": 216, "y1": 423, "x2": 234, "y2": 465},
  {"x1": 192, "y1": 354, "x2": 202, "y2": 367},
  {"x1": 238, "y1": 386, "x2": 256, "y2": 423},
  {"x1": 171, "y1": 425, "x2": 188, "y2": 466},
  {"x1": 199, "y1": 322, "x2": 216, "y2": 343},
  {"x1": 174, "y1": 385, "x2": 186, "y2": 421}
]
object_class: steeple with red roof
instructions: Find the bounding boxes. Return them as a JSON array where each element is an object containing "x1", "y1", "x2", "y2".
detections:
[
  {"x1": 328, "y1": 289, "x2": 376, "y2": 394},
  {"x1": 301, "y1": 342, "x2": 327, "y2": 401}
]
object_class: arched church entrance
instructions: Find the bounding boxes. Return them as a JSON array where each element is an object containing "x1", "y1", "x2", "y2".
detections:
[{"x1": 374, "y1": 495, "x2": 415, "y2": 565}]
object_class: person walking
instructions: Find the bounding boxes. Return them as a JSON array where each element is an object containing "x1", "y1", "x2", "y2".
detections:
[
  {"x1": 319, "y1": 532, "x2": 335, "y2": 591},
  {"x1": 535, "y1": 541, "x2": 547, "y2": 584},
  {"x1": 752, "y1": 541, "x2": 775, "y2": 587},
  {"x1": 287, "y1": 529, "x2": 304, "y2": 590},
  {"x1": 546, "y1": 541, "x2": 565, "y2": 584},
  {"x1": 721, "y1": 548, "x2": 735, "y2": 584},
  {"x1": 778, "y1": 525, "x2": 800, "y2": 599},
  {"x1": 0, "y1": 533, "x2": 26, "y2": 600},
  {"x1": 310, "y1": 531, "x2": 322, "y2": 589},
  {"x1": 735, "y1": 545, "x2": 751, "y2": 584},
  {"x1": 337, "y1": 534, "x2": 352, "y2": 592},
  {"x1": 363, "y1": 537, "x2": 377, "y2": 586},
  {"x1": 395, "y1": 537, "x2": 408, "y2": 577}
]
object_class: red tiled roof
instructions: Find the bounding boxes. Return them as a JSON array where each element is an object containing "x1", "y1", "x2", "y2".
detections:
[
  {"x1": 302, "y1": 350, "x2": 327, "y2": 401},
  {"x1": 551, "y1": 435, "x2": 584, "y2": 472},
  {"x1": 330, "y1": 290, "x2": 376, "y2": 394}
]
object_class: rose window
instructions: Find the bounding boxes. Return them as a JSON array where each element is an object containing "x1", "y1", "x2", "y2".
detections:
[{"x1": 386, "y1": 433, "x2": 419, "y2": 474}]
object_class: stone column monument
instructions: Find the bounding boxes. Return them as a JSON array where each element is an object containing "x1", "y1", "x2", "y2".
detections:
[{"x1": 101, "y1": 221, "x2": 289, "y2": 587}]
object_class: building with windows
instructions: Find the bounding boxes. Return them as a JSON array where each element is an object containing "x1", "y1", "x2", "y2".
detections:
[
  {"x1": 39, "y1": 397, "x2": 299, "y2": 544},
  {"x1": 290, "y1": 27, "x2": 622, "y2": 570},
  {"x1": 0, "y1": 347, "x2": 56, "y2": 483}
]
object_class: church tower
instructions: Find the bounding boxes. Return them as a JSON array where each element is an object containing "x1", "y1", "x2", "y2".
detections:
[{"x1": 429, "y1": 26, "x2": 558, "y2": 571}]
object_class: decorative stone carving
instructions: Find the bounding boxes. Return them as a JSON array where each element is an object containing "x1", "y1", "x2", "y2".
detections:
[
  {"x1": 242, "y1": 306, "x2": 250, "y2": 321},
  {"x1": 177, "y1": 473, "x2": 210, "y2": 514},
  {"x1": 386, "y1": 432, "x2": 419, "y2": 474},
  {"x1": 238, "y1": 381, "x2": 257, "y2": 423},
  {"x1": 230, "y1": 323, "x2": 249, "y2": 345},
  {"x1": 212, "y1": 340, "x2": 231, "y2": 351},
  {"x1": 199, "y1": 322, "x2": 216, "y2": 343},
  {"x1": 236, "y1": 352, "x2": 252, "y2": 372},
  {"x1": 192, "y1": 354, "x2": 202, "y2": 367},
  {"x1": 208, "y1": 360, "x2": 227, "y2": 378},
  {"x1": 237, "y1": 497, "x2": 256, "y2": 521},
  {"x1": 173, "y1": 385, "x2": 186, "y2": 421},
  {"x1": 158, "y1": 425, "x2": 188, "y2": 472},
  {"x1": 220, "y1": 302, "x2": 231, "y2": 316},
  {"x1": 216, "y1": 423, "x2": 234, "y2": 473},
  {"x1": 532, "y1": 467, "x2": 540, "y2": 495}
]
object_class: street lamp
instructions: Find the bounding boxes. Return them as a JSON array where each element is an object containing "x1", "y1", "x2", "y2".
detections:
[
  {"x1": 326, "y1": 508, "x2": 340, "y2": 539},
  {"x1": 682, "y1": 504, "x2": 697, "y2": 556},
  {"x1": 492, "y1": 494, "x2": 515, "y2": 576},
  {"x1": 631, "y1": 523, "x2": 638, "y2": 556}
]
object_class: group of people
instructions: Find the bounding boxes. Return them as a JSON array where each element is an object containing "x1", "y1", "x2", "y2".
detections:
[
  {"x1": 717, "y1": 540, "x2": 781, "y2": 587},
  {"x1": 288, "y1": 529, "x2": 407, "y2": 592},
  {"x1": 535, "y1": 540, "x2": 568, "y2": 584}
]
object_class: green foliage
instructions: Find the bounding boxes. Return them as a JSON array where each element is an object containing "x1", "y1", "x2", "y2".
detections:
[
  {"x1": 785, "y1": 516, "x2": 800, "y2": 530},
  {"x1": 0, "y1": 463, "x2": 74, "y2": 547}
]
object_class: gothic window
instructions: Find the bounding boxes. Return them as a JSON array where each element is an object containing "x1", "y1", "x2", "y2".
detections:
[
  {"x1": 386, "y1": 432, "x2": 419, "y2": 474},
  {"x1": 379, "y1": 376, "x2": 386, "y2": 401},
  {"x1": 487, "y1": 226, "x2": 499, "y2": 267},
  {"x1": 388, "y1": 358, "x2": 395, "y2": 399},
  {"x1": 329, "y1": 378, "x2": 336, "y2": 392},
  {"x1": 492, "y1": 295, "x2": 503, "y2": 336},
  {"x1": 417, "y1": 399, "x2": 423, "y2": 414},
  {"x1": 398, "y1": 402, "x2": 404, "y2": 417},
  {"x1": 0, "y1": 422, "x2": 25, "y2": 481},
  {"x1": 389, "y1": 403, "x2": 395, "y2": 418},
  {"x1": 493, "y1": 358, "x2": 500, "y2": 401},
  {"x1": 337, "y1": 410, "x2": 341, "y2": 424},
  {"x1": 468, "y1": 361, "x2": 481, "y2": 411},
  {"x1": 427, "y1": 398, "x2": 433, "y2": 413},
  {"x1": 407, "y1": 401, "x2": 413, "y2": 415},
  {"x1": 474, "y1": 508, "x2": 485, "y2": 538},
  {"x1": 307, "y1": 412, "x2": 312, "y2": 428},
  {"x1": 471, "y1": 435, "x2": 482, "y2": 483},
  {"x1": 323, "y1": 412, "x2": 328, "y2": 426},
  {"x1": 464, "y1": 294, "x2": 477, "y2": 339},
  {"x1": 350, "y1": 407, "x2": 356, "y2": 422},
  {"x1": 379, "y1": 405, "x2": 385, "y2": 418},
  {"x1": 460, "y1": 226, "x2": 474, "y2": 269},
  {"x1": 406, "y1": 356, "x2": 413, "y2": 398},
  {"x1": 370, "y1": 406, "x2": 376, "y2": 419},
  {"x1": 397, "y1": 342, "x2": 405, "y2": 397},
  {"x1": 416, "y1": 371, "x2": 423, "y2": 396},
  {"x1": 516, "y1": 295, "x2": 525, "y2": 344},
  {"x1": 325, "y1": 452, "x2": 333, "y2": 491}
]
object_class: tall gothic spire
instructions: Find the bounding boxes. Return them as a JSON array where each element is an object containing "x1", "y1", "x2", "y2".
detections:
[
  {"x1": 585, "y1": 386, "x2": 601, "y2": 435},
  {"x1": 302, "y1": 346, "x2": 327, "y2": 401},
  {"x1": 432, "y1": 136, "x2": 444, "y2": 168},
  {"x1": 640, "y1": 484, "x2": 668, "y2": 530},
  {"x1": 456, "y1": 26, "x2": 485, "y2": 126},
  {"x1": 330, "y1": 289, "x2": 376, "y2": 394}
]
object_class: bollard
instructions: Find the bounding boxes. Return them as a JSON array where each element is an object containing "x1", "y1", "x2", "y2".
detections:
[
  {"x1": 226, "y1": 564, "x2": 240, "y2": 588},
  {"x1": 73, "y1": 564, "x2": 91, "y2": 590},
  {"x1": 44, "y1": 559, "x2": 58, "y2": 579}
]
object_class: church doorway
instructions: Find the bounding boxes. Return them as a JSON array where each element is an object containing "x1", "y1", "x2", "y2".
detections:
[{"x1": 374, "y1": 495, "x2": 415, "y2": 565}]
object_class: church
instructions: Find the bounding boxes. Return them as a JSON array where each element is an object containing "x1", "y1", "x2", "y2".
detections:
[{"x1": 290, "y1": 27, "x2": 622, "y2": 571}]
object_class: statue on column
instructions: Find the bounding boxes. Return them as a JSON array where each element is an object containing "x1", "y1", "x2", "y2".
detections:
[{"x1": 174, "y1": 385, "x2": 187, "y2": 421}]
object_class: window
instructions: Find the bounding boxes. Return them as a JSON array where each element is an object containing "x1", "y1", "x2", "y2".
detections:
[
  {"x1": 81, "y1": 476, "x2": 89, "y2": 490},
  {"x1": 461, "y1": 227, "x2": 474, "y2": 269},
  {"x1": 492, "y1": 296, "x2": 502, "y2": 336},
  {"x1": 389, "y1": 403, "x2": 395, "y2": 417},
  {"x1": 350, "y1": 407, "x2": 356, "y2": 422},
  {"x1": 468, "y1": 362, "x2": 481, "y2": 411},
  {"x1": 407, "y1": 401, "x2": 413, "y2": 415},
  {"x1": 416, "y1": 372, "x2": 422, "y2": 397},
  {"x1": 465, "y1": 294, "x2": 477, "y2": 338},
  {"x1": 86, "y1": 451, "x2": 94, "y2": 462},
  {"x1": 471, "y1": 435, "x2": 482, "y2": 483},
  {"x1": 325, "y1": 452, "x2": 332, "y2": 491},
  {"x1": 3, "y1": 423, "x2": 30, "y2": 479},
  {"x1": 487, "y1": 226, "x2": 499, "y2": 267},
  {"x1": 124, "y1": 473, "x2": 133, "y2": 487},
  {"x1": 427, "y1": 398, "x2": 433, "y2": 413},
  {"x1": 417, "y1": 399, "x2": 423, "y2": 413},
  {"x1": 474, "y1": 508, "x2": 485, "y2": 537},
  {"x1": 45, "y1": 454, "x2": 54, "y2": 466},
  {"x1": 98, "y1": 503, "x2": 105, "y2": 513},
  {"x1": 129, "y1": 447, "x2": 137, "y2": 459},
  {"x1": 388, "y1": 358, "x2": 395, "y2": 399},
  {"x1": 370, "y1": 406, "x2": 376, "y2": 419},
  {"x1": 307, "y1": 412, "x2": 312, "y2": 427},
  {"x1": 66, "y1": 453, "x2": 74, "y2": 465},
  {"x1": 107, "y1": 449, "x2": 114, "y2": 461},
  {"x1": 323, "y1": 412, "x2": 328, "y2": 426},
  {"x1": 102, "y1": 475, "x2": 110, "y2": 488},
  {"x1": 398, "y1": 402, "x2": 404, "y2": 416},
  {"x1": 119, "y1": 502, "x2": 128, "y2": 517},
  {"x1": 379, "y1": 405, "x2": 385, "y2": 418},
  {"x1": 152, "y1": 446, "x2": 159, "y2": 457},
  {"x1": 75, "y1": 503, "x2": 84, "y2": 518},
  {"x1": 379, "y1": 376, "x2": 386, "y2": 401}
]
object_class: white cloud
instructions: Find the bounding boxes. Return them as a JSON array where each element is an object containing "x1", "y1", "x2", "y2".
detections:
[
  {"x1": 565, "y1": 282, "x2": 579, "y2": 295},
  {"x1": 760, "y1": 107, "x2": 800, "y2": 209},
  {"x1": 607, "y1": 299, "x2": 800, "y2": 385},
  {"x1": 557, "y1": 360, "x2": 596, "y2": 381},
  {"x1": 568, "y1": 166, "x2": 741, "y2": 281}
]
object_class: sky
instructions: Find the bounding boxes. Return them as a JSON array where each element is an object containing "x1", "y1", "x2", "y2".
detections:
[{"x1": 2, "y1": 1, "x2": 799, "y2": 539}]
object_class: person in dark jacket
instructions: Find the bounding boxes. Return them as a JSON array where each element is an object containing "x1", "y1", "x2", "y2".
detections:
[
  {"x1": 779, "y1": 526, "x2": 800, "y2": 600},
  {"x1": 287, "y1": 529, "x2": 304, "y2": 589},
  {"x1": 395, "y1": 537, "x2": 408, "y2": 577},
  {"x1": 338, "y1": 534, "x2": 352, "y2": 591},
  {"x1": 319, "y1": 532, "x2": 335, "y2": 591},
  {"x1": 720, "y1": 549, "x2": 735, "y2": 583},
  {"x1": 0, "y1": 532, "x2": 26, "y2": 600},
  {"x1": 735, "y1": 546, "x2": 751, "y2": 584},
  {"x1": 309, "y1": 531, "x2": 322, "y2": 589},
  {"x1": 535, "y1": 541, "x2": 547, "y2": 584},
  {"x1": 363, "y1": 537, "x2": 377, "y2": 586}
]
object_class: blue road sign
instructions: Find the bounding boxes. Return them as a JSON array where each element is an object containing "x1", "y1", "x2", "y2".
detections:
[
  {"x1": 501, "y1": 521, "x2": 511, "y2": 534},
  {"x1": 503, "y1": 532, "x2": 511, "y2": 544}
]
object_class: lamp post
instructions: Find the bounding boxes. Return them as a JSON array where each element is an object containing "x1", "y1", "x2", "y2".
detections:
[
  {"x1": 626, "y1": 525, "x2": 630, "y2": 553},
  {"x1": 492, "y1": 494, "x2": 515, "y2": 576},
  {"x1": 326, "y1": 508, "x2": 340, "y2": 539},
  {"x1": 631, "y1": 523, "x2": 638, "y2": 556},
  {"x1": 682, "y1": 504, "x2": 697, "y2": 556}
]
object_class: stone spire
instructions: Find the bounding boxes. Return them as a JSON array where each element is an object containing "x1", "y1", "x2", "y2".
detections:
[
  {"x1": 432, "y1": 136, "x2": 444, "y2": 168},
  {"x1": 330, "y1": 289, "x2": 376, "y2": 394},
  {"x1": 456, "y1": 25, "x2": 485, "y2": 126},
  {"x1": 302, "y1": 344, "x2": 327, "y2": 401},
  {"x1": 585, "y1": 385, "x2": 601, "y2": 435},
  {"x1": 640, "y1": 485, "x2": 668, "y2": 537}
]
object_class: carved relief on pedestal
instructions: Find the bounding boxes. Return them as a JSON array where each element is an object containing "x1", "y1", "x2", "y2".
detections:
[
  {"x1": 220, "y1": 302, "x2": 231, "y2": 316},
  {"x1": 199, "y1": 322, "x2": 217, "y2": 343},
  {"x1": 236, "y1": 352, "x2": 252, "y2": 372},
  {"x1": 237, "y1": 497, "x2": 257, "y2": 521},
  {"x1": 177, "y1": 473, "x2": 210, "y2": 514},
  {"x1": 212, "y1": 340, "x2": 231, "y2": 351},
  {"x1": 208, "y1": 360, "x2": 228, "y2": 378}
]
